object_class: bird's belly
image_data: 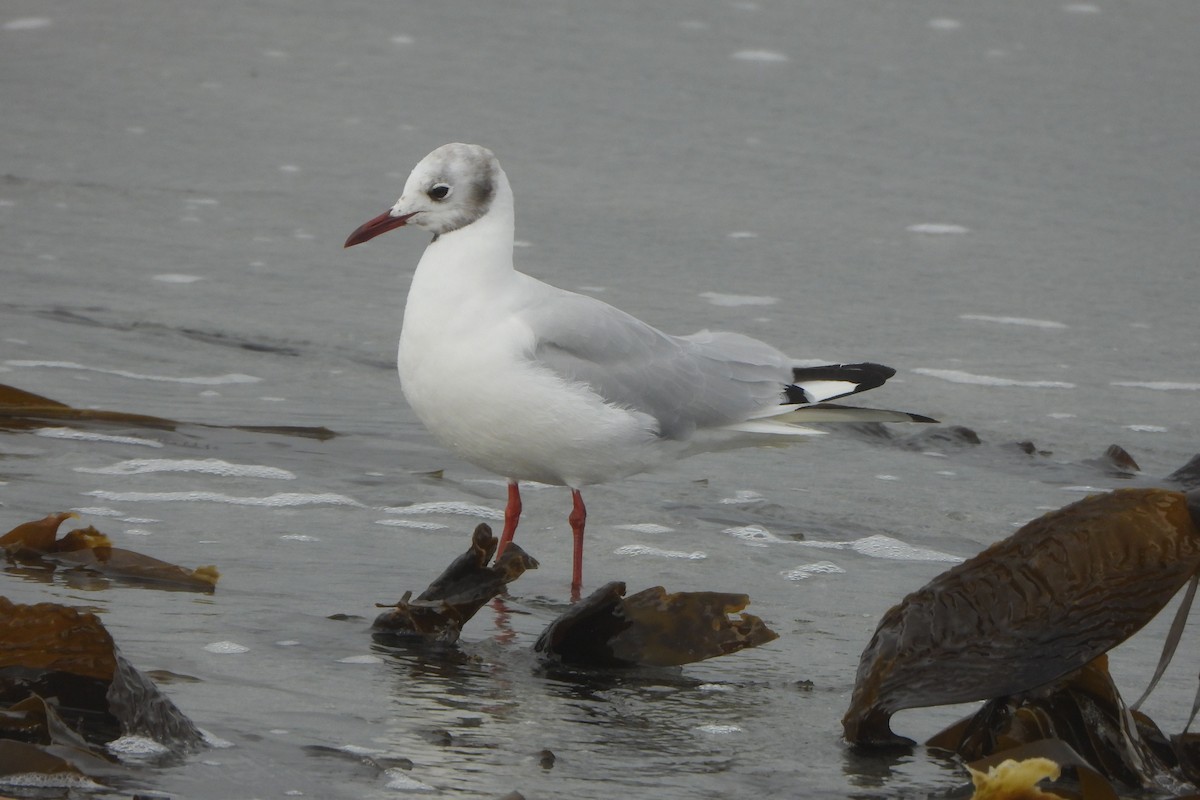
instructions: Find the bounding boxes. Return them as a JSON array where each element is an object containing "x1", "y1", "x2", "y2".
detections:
[{"x1": 398, "y1": 336, "x2": 665, "y2": 486}]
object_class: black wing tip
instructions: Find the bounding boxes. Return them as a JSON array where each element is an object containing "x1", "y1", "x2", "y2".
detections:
[
  {"x1": 787, "y1": 362, "x2": 899, "y2": 404},
  {"x1": 791, "y1": 362, "x2": 897, "y2": 389}
]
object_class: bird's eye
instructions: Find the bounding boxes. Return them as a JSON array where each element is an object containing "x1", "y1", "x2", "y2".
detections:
[{"x1": 428, "y1": 184, "x2": 451, "y2": 201}]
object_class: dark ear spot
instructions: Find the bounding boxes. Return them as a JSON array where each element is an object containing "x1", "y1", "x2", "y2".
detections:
[{"x1": 470, "y1": 174, "x2": 495, "y2": 209}]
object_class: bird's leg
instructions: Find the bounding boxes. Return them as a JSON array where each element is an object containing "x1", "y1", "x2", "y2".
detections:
[
  {"x1": 496, "y1": 480, "x2": 521, "y2": 560},
  {"x1": 569, "y1": 489, "x2": 586, "y2": 601}
]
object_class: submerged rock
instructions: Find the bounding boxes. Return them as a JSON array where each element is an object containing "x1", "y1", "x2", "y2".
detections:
[{"x1": 534, "y1": 581, "x2": 778, "y2": 667}]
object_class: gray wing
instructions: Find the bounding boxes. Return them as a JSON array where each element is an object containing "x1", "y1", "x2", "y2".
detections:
[{"x1": 518, "y1": 289, "x2": 791, "y2": 439}]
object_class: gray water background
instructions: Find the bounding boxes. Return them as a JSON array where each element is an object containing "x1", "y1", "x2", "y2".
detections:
[{"x1": 2, "y1": 1, "x2": 1199, "y2": 797}]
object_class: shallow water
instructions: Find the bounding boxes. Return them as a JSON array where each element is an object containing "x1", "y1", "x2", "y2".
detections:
[{"x1": 3, "y1": 1, "x2": 1200, "y2": 797}]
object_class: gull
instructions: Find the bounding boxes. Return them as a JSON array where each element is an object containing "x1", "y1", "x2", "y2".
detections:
[{"x1": 345, "y1": 143, "x2": 934, "y2": 597}]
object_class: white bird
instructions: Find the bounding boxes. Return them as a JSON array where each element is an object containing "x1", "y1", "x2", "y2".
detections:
[{"x1": 345, "y1": 143, "x2": 933, "y2": 597}]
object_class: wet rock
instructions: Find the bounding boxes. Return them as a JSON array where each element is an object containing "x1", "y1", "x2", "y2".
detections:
[
  {"x1": 1166, "y1": 454, "x2": 1200, "y2": 491},
  {"x1": 894, "y1": 424, "x2": 983, "y2": 451},
  {"x1": 844, "y1": 489, "x2": 1200, "y2": 749},
  {"x1": 372, "y1": 524, "x2": 537, "y2": 643},
  {"x1": 1081, "y1": 444, "x2": 1141, "y2": 478},
  {"x1": 0, "y1": 595, "x2": 205, "y2": 788},
  {"x1": 2, "y1": 512, "x2": 218, "y2": 592},
  {"x1": 534, "y1": 582, "x2": 778, "y2": 668}
]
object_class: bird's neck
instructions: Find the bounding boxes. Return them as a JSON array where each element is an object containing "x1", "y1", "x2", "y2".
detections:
[{"x1": 415, "y1": 170, "x2": 516, "y2": 289}]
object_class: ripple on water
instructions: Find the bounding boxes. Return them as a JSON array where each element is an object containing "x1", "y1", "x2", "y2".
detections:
[
  {"x1": 698, "y1": 292, "x2": 779, "y2": 307},
  {"x1": 960, "y1": 314, "x2": 1067, "y2": 329},
  {"x1": 83, "y1": 490, "x2": 360, "y2": 507},
  {"x1": 4, "y1": 360, "x2": 260, "y2": 385},
  {"x1": 913, "y1": 368, "x2": 1075, "y2": 389},
  {"x1": 35, "y1": 427, "x2": 163, "y2": 448},
  {"x1": 780, "y1": 561, "x2": 845, "y2": 580},
  {"x1": 614, "y1": 544, "x2": 706, "y2": 560},
  {"x1": 381, "y1": 501, "x2": 503, "y2": 521},
  {"x1": 75, "y1": 458, "x2": 295, "y2": 479}
]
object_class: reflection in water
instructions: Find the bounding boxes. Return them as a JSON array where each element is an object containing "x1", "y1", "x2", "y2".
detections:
[{"x1": 368, "y1": 634, "x2": 780, "y2": 797}]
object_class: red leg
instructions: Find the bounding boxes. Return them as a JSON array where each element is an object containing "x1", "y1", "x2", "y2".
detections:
[
  {"x1": 569, "y1": 489, "x2": 586, "y2": 600},
  {"x1": 496, "y1": 480, "x2": 521, "y2": 560}
]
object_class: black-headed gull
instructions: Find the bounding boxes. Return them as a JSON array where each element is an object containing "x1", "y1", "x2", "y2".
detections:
[{"x1": 345, "y1": 143, "x2": 933, "y2": 596}]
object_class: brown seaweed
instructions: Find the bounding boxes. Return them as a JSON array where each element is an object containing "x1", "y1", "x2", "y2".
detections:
[
  {"x1": 930, "y1": 656, "x2": 1182, "y2": 794},
  {"x1": 372, "y1": 524, "x2": 538, "y2": 642},
  {"x1": 2, "y1": 512, "x2": 219, "y2": 592},
  {"x1": 0, "y1": 381, "x2": 335, "y2": 440},
  {"x1": 843, "y1": 488, "x2": 1200, "y2": 747},
  {"x1": 0, "y1": 597, "x2": 205, "y2": 759},
  {"x1": 534, "y1": 581, "x2": 778, "y2": 667}
]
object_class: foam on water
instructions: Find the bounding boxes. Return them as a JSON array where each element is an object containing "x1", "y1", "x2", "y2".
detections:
[
  {"x1": 76, "y1": 458, "x2": 295, "y2": 479},
  {"x1": 107, "y1": 735, "x2": 171, "y2": 758},
  {"x1": 0, "y1": 773, "x2": 105, "y2": 790},
  {"x1": 381, "y1": 501, "x2": 503, "y2": 521},
  {"x1": 383, "y1": 769, "x2": 436, "y2": 792},
  {"x1": 780, "y1": 561, "x2": 845, "y2": 580},
  {"x1": 694, "y1": 724, "x2": 743, "y2": 734},
  {"x1": 203, "y1": 641, "x2": 249, "y2": 654},
  {"x1": 1124, "y1": 424, "x2": 1168, "y2": 433},
  {"x1": 795, "y1": 534, "x2": 961, "y2": 563},
  {"x1": 614, "y1": 544, "x2": 706, "y2": 560},
  {"x1": 699, "y1": 291, "x2": 779, "y2": 307},
  {"x1": 84, "y1": 490, "x2": 360, "y2": 507},
  {"x1": 960, "y1": 314, "x2": 1067, "y2": 329},
  {"x1": 914, "y1": 368, "x2": 1075, "y2": 389},
  {"x1": 615, "y1": 523, "x2": 674, "y2": 534},
  {"x1": 35, "y1": 427, "x2": 163, "y2": 448},
  {"x1": 71, "y1": 506, "x2": 124, "y2": 517},
  {"x1": 5, "y1": 360, "x2": 260, "y2": 385},
  {"x1": 724, "y1": 525, "x2": 789, "y2": 547},
  {"x1": 152, "y1": 273, "x2": 204, "y2": 283},
  {"x1": 720, "y1": 489, "x2": 766, "y2": 505}
]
